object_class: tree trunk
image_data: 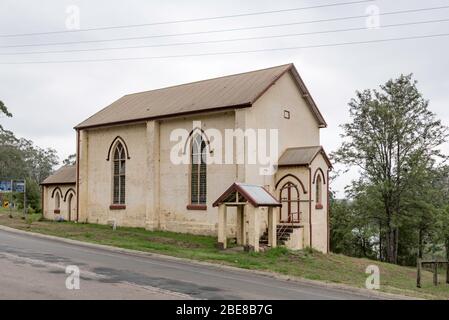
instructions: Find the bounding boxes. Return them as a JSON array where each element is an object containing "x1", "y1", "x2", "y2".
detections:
[
  {"x1": 446, "y1": 238, "x2": 449, "y2": 262},
  {"x1": 379, "y1": 222, "x2": 382, "y2": 261},
  {"x1": 418, "y1": 228, "x2": 423, "y2": 260},
  {"x1": 385, "y1": 210, "x2": 393, "y2": 263},
  {"x1": 385, "y1": 227, "x2": 396, "y2": 263},
  {"x1": 394, "y1": 228, "x2": 399, "y2": 264}
]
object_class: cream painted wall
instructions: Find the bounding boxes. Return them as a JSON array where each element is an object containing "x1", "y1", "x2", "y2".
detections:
[
  {"x1": 158, "y1": 112, "x2": 238, "y2": 235},
  {"x1": 310, "y1": 153, "x2": 330, "y2": 253},
  {"x1": 43, "y1": 184, "x2": 76, "y2": 221},
  {"x1": 236, "y1": 71, "x2": 322, "y2": 238},
  {"x1": 83, "y1": 124, "x2": 148, "y2": 227},
  {"x1": 79, "y1": 112, "x2": 239, "y2": 235},
  {"x1": 244, "y1": 72, "x2": 321, "y2": 187}
]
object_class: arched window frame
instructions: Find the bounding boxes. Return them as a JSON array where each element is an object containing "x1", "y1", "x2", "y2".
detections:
[
  {"x1": 55, "y1": 192, "x2": 61, "y2": 210},
  {"x1": 315, "y1": 174, "x2": 323, "y2": 209},
  {"x1": 112, "y1": 141, "x2": 126, "y2": 205},
  {"x1": 190, "y1": 133, "x2": 207, "y2": 206}
]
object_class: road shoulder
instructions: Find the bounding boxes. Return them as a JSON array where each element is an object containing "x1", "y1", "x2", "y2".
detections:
[{"x1": 0, "y1": 224, "x2": 415, "y2": 300}]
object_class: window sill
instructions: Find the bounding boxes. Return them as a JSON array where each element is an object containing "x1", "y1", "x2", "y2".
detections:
[
  {"x1": 315, "y1": 204, "x2": 324, "y2": 210},
  {"x1": 110, "y1": 205, "x2": 126, "y2": 210},
  {"x1": 54, "y1": 209, "x2": 60, "y2": 214},
  {"x1": 186, "y1": 204, "x2": 207, "y2": 211}
]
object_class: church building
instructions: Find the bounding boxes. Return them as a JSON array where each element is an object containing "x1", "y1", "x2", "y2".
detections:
[{"x1": 42, "y1": 63, "x2": 332, "y2": 253}]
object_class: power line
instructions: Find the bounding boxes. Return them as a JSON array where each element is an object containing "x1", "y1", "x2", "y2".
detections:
[
  {"x1": 2, "y1": 5, "x2": 448, "y2": 49},
  {"x1": 0, "y1": 0, "x2": 375, "y2": 38},
  {"x1": 2, "y1": 18, "x2": 448, "y2": 56},
  {"x1": 1, "y1": 32, "x2": 447, "y2": 65}
]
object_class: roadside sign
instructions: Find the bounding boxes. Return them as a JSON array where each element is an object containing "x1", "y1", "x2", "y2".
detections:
[
  {"x1": 0, "y1": 180, "x2": 12, "y2": 193},
  {"x1": 0, "y1": 180, "x2": 25, "y2": 193},
  {"x1": 0, "y1": 179, "x2": 26, "y2": 216},
  {"x1": 13, "y1": 180, "x2": 25, "y2": 193}
]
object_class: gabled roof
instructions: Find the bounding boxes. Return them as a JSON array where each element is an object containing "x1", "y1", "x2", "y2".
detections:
[
  {"x1": 41, "y1": 165, "x2": 76, "y2": 185},
  {"x1": 278, "y1": 146, "x2": 332, "y2": 168},
  {"x1": 75, "y1": 63, "x2": 327, "y2": 129},
  {"x1": 213, "y1": 183, "x2": 281, "y2": 208}
]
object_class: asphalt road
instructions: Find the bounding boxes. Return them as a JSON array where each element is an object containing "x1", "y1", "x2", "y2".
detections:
[{"x1": 0, "y1": 228, "x2": 382, "y2": 300}]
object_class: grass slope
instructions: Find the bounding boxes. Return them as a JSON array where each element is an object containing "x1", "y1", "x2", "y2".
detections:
[{"x1": 0, "y1": 209, "x2": 447, "y2": 299}]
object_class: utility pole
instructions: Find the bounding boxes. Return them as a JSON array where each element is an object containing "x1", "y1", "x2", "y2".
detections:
[{"x1": 23, "y1": 180, "x2": 27, "y2": 217}]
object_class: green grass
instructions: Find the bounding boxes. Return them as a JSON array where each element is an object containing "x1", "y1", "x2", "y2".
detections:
[{"x1": 0, "y1": 208, "x2": 448, "y2": 299}]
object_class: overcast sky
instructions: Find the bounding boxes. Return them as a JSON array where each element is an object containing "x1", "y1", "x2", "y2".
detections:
[{"x1": 0, "y1": 0, "x2": 448, "y2": 196}]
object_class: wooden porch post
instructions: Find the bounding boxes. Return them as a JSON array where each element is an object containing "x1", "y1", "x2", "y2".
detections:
[
  {"x1": 218, "y1": 204, "x2": 227, "y2": 250},
  {"x1": 236, "y1": 205, "x2": 245, "y2": 246},
  {"x1": 268, "y1": 207, "x2": 277, "y2": 248},
  {"x1": 253, "y1": 207, "x2": 260, "y2": 253}
]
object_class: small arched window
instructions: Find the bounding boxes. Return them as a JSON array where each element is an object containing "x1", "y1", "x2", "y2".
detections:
[
  {"x1": 113, "y1": 142, "x2": 126, "y2": 205},
  {"x1": 316, "y1": 174, "x2": 323, "y2": 208},
  {"x1": 55, "y1": 192, "x2": 60, "y2": 210},
  {"x1": 191, "y1": 134, "x2": 207, "y2": 205}
]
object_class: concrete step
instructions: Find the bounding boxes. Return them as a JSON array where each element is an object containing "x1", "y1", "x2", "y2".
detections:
[{"x1": 259, "y1": 225, "x2": 294, "y2": 246}]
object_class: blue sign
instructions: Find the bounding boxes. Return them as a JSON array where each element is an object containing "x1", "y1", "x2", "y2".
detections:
[
  {"x1": 0, "y1": 180, "x2": 25, "y2": 193},
  {"x1": 13, "y1": 181, "x2": 25, "y2": 193},
  {"x1": 0, "y1": 180, "x2": 12, "y2": 193}
]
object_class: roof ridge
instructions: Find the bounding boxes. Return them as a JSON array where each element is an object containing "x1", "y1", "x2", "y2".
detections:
[
  {"x1": 284, "y1": 145, "x2": 322, "y2": 150},
  {"x1": 125, "y1": 63, "x2": 293, "y2": 97}
]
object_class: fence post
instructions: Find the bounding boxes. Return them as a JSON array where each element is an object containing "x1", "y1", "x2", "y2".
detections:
[
  {"x1": 433, "y1": 261, "x2": 438, "y2": 286},
  {"x1": 417, "y1": 258, "x2": 422, "y2": 288},
  {"x1": 23, "y1": 180, "x2": 27, "y2": 217},
  {"x1": 446, "y1": 262, "x2": 449, "y2": 285}
]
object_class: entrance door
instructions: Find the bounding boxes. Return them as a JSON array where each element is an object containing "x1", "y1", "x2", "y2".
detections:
[{"x1": 279, "y1": 182, "x2": 300, "y2": 223}]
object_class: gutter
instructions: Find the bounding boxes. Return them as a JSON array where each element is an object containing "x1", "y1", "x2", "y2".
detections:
[{"x1": 74, "y1": 103, "x2": 252, "y2": 131}]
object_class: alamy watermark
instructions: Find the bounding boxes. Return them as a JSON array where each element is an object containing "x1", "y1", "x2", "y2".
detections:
[
  {"x1": 65, "y1": 265, "x2": 80, "y2": 290},
  {"x1": 365, "y1": 5, "x2": 380, "y2": 29},
  {"x1": 365, "y1": 265, "x2": 380, "y2": 290},
  {"x1": 65, "y1": 5, "x2": 81, "y2": 30},
  {"x1": 170, "y1": 121, "x2": 279, "y2": 176}
]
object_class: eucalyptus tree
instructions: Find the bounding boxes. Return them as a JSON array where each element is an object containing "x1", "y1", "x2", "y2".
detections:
[{"x1": 334, "y1": 74, "x2": 448, "y2": 264}]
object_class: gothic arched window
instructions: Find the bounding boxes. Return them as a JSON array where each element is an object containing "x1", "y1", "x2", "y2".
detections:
[
  {"x1": 55, "y1": 192, "x2": 60, "y2": 210},
  {"x1": 316, "y1": 174, "x2": 323, "y2": 207},
  {"x1": 113, "y1": 142, "x2": 126, "y2": 205},
  {"x1": 190, "y1": 134, "x2": 207, "y2": 205}
]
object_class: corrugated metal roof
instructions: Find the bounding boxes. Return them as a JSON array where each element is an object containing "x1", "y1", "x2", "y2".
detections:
[
  {"x1": 278, "y1": 146, "x2": 328, "y2": 167},
  {"x1": 75, "y1": 63, "x2": 327, "y2": 129},
  {"x1": 41, "y1": 165, "x2": 76, "y2": 185},
  {"x1": 213, "y1": 182, "x2": 281, "y2": 207}
]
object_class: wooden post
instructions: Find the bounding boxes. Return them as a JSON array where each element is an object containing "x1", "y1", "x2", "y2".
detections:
[
  {"x1": 253, "y1": 207, "x2": 260, "y2": 253},
  {"x1": 446, "y1": 262, "x2": 449, "y2": 284},
  {"x1": 236, "y1": 205, "x2": 245, "y2": 246},
  {"x1": 433, "y1": 261, "x2": 438, "y2": 286},
  {"x1": 417, "y1": 258, "x2": 422, "y2": 288},
  {"x1": 217, "y1": 204, "x2": 227, "y2": 250}
]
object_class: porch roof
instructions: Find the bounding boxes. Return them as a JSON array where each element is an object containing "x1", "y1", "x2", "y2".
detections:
[
  {"x1": 278, "y1": 146, "x2": 332, "y2": 168},
  {"x1": 213, "y1": 182, "x2": 281, "y2": 208}
]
